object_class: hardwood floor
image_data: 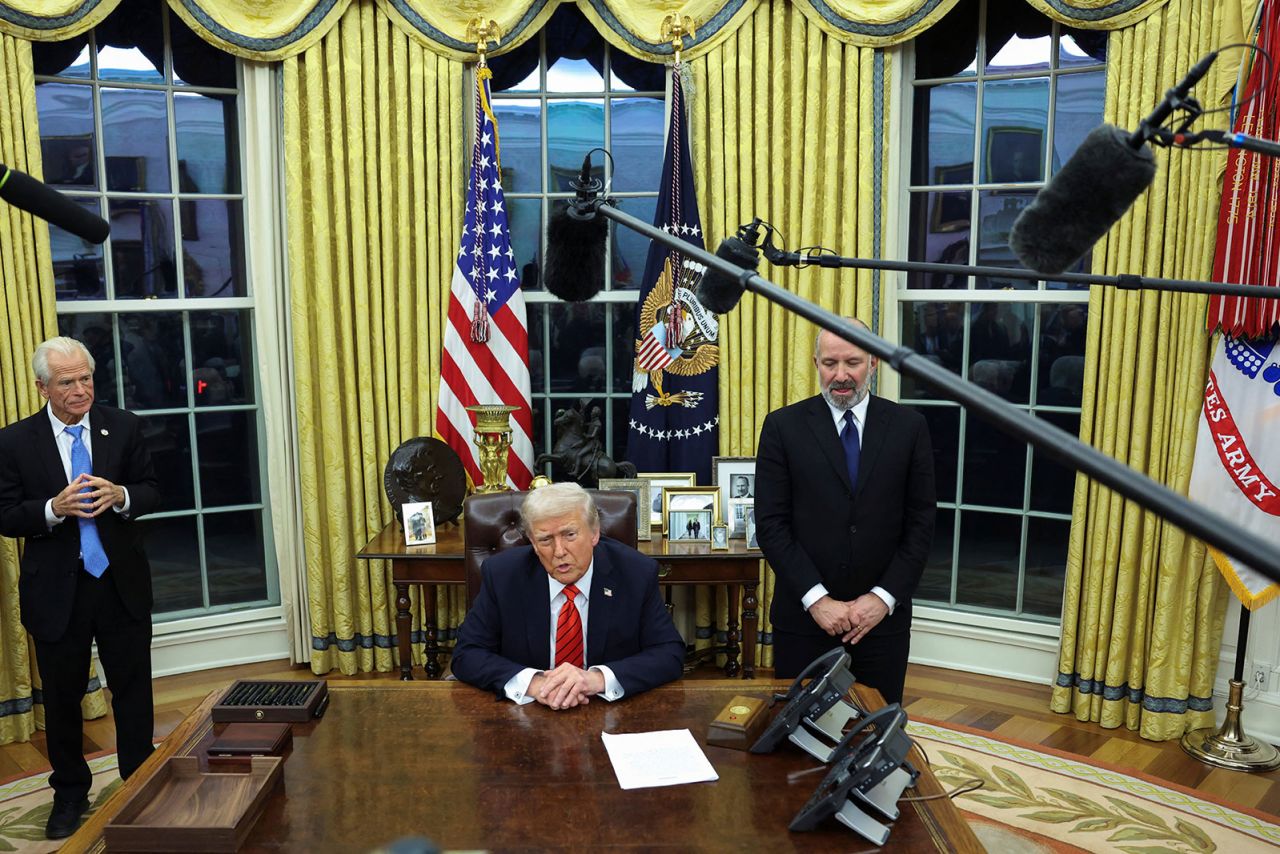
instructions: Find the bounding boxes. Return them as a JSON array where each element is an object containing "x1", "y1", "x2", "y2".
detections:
[{"x1": 3, "y1": 660, "x2": 1277, "y2": 820}]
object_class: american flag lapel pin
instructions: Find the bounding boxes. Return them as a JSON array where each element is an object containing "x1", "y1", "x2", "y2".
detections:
[
  {"x1": 603, "y1": 588, "x2": 613, "y2": 597},
  {"x1": 100, "y1": 428, "x2": 108, "y2": 436}
]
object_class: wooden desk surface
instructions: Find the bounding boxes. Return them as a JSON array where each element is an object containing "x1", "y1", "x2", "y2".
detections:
[{"x1": 68, "y1": 681, "x2": 980, "y2": 853}]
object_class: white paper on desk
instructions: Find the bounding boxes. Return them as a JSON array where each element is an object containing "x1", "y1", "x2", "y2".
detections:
[{"x1": 601, "y1": 729, "x2": 719, "y2": 790}]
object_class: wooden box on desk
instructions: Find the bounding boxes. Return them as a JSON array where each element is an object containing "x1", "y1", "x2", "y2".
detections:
[
  {"x1": 103, "y1": 756, "x2": 282, "y2": 852},
  {"x1": 207, "y1": 722, "x2": 292, "y2": 771}
]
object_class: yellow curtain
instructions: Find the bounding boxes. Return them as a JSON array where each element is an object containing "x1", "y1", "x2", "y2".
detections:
[
  {"x1": 282, "y1": 1, "x2": 466, "y2": 675},
  {"x1": 1052, "y1": 0, "x2": 1255, "y2": 740},
  {"x1": 0, "y1": 33, "x2": 109, "y2": 745},
  {"x1": 687, "y1": 1, "x2": 892, "y2": 669}
]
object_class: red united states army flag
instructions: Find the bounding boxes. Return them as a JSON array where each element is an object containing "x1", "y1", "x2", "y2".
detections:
[{"x1": 1187, "y1": 335, "x2": 1280, "y2": 609}]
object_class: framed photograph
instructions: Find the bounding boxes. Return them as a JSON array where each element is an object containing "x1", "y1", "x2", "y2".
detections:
[
  {"x1": 597, "y1": 478, "x2": 652, "y2": 541},
  {"x1": 710, "y1": 524, "x2": 729, "y2": 550},
  {"x1": 667, "y1": 509, "x2": 713, "y2": 543},
  {"x1": 636, "y1": 472, "x2": 696, "y2": 533},
  {"x1": 712, "y1": 456, "x2": 756, "y2": 529},
  {"x1": 401, "y1": 501, "x2": 436, "y2": 546},
  {"x1": 744, "y1": 507, "x2": 758, "y2": 550},
  {"x1": 727, "y1": 498, "x2": 754, "y2": 539}
]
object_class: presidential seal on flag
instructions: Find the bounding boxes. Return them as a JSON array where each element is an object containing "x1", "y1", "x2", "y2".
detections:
[{"x1": 633, "y1": 257, "x2": 718, "y2": 410}]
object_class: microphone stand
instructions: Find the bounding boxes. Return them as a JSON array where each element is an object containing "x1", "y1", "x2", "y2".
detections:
[{"x1": 583, "y1": 198, "x2": 1280, "y2": 583}]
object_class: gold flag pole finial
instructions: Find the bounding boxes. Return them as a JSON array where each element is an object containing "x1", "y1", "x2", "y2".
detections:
[
  {"x1": 467, "y1": 18, "x2": 500, "y2": 68},
  {"x1": 660, "y1": 15, "x2": 695, "y2": 64}
]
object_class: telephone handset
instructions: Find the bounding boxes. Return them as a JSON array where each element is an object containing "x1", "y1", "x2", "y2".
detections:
[{"x1": 750, "y1": 647, "x2": 857, "y2": 755}]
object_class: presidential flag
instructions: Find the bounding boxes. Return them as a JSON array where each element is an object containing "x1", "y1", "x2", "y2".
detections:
[
  {"x1": 626, "y1": 64, "x2": 718, "y2": 484},
  {"x1": 435, "y1": 67, "x2": 534, "y2": 489}
]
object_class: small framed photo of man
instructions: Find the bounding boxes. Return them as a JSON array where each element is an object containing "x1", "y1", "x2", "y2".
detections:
[
  {"x1": 668, "y1": 509, "x2": 712, "y2": 543},
  {"x1": 727, "y1": 498, "x2": 754, "y2": 539},
  {"x1": 712, "y1": 456, "x2": 755, "y2": 530},
  {"x1": 744, "y1": 507, "x2": 758, "y2": 550},
  {"x1": 710, "y1": 524, "x2": 729, "y2": 550},
  {"x1": 402, "y1": 501, "x2": 436, "y2": 546}
]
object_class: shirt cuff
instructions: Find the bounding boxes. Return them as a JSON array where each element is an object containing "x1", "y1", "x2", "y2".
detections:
[
  {"x1": 871, "y1": 586, "x2": 896, "y2": 615},
  {"x1": 44, "y1": 499, "x2": 63, "y2": 528},
  {"x1": 801, "y1": 584, "x2": 830, "y2": 612},
  {"x1": 503, "y1": 668, "x2": 540, "y2": 705},
  {"x1": 593, "y1": 666, "x2": 624, "y2": 702},
  {"x1": 113, "y1": 486, "x2": 131, "y2": 517}
]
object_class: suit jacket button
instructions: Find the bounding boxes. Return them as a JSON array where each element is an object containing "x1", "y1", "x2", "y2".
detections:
[{"x1": 849, "y1": 526, "x2": 857, "y2": 535}]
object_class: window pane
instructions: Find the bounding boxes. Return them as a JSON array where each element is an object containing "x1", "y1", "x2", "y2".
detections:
[
  {"x1": 37, "y1": 83, "x2": 97, "y2": 189},
  {"x1": 119, "y1": 312, "x2": 185, "y2": 409},
  {"x1": 110, "y1": 199, "x2": 177, "y2": 298},
  {"x1": 531, "y1": 396, "x2": 547, "y2": 458},
  {"x1": 968, "y1": 302, "x2": 1033, "y2": 402},
  {"x1": 205, "y1": 510, "x2": 268, "y2": 606},
  {"x1": 911, "y1": 82, "x2": 976, "y2": 186},
  {"x1": 548, "y1": 56, "x2": 603, "y2": 92},
  {"x1": 980, "y1": 78, "x2": 1048, "y2": 184},
  {"x1": 612, "y1": 302, "x2": 638, "y2": 393},
  {"x1": 97, "y1": 44, "x2": 162, "y2": 84},
  {"x1": 917, "y1": 507, "x2": 956, "y2": 603},
  {"x1": 175, "y1": 92, "x2": 240, "y2": 194},
  {"x1": 611, "y1": 397, "x2": 630, "y2": 461},
  {"x1": 507, "y1": 197, "x2": 542, "y2": 291},
  {"x1": 191, "y1": 310, "x2": 254, "y2": 407},
  {"x1": 528, "y1": 303, "x2": 546, "y2": 393},
  {"x1": 962, "y1": 412, "x2": 1027, "y2": 508},
  {"x1": 916, "y1": 405, "x2": 960, "y2": 504},
  {"x1": 1024, "y1": 517, "x2": 1069, "y2": 617},
  {"x1": 102, "y1": 88, "x2": 170, "y2": 192},
  {"x1": 902, "y1": 303, "x2": 965, "y2": 385},
  {"x1": 906, "y1": 192, "x2": 971, "y2": 290},
  {"x1": 1052, "y1": 70, "x2": 1105, "y2": 175},
  {"x1": 1060, "y1": 30, "x2": 1107, "y2": 68},
  {"x1": 914, "y1": 0, "x2": 977, "y2": 79},
  {"x1": 1029, "y1": 411, "x2": 1080, "y2": 514},
  {"x1": 141, "y1": 414, "x2": 194, "y2": 511},
  {"x1": 610, "y1": 97, "x2": 663, "y2": 192},
  {"x1": 548, "y1": 303, "x2": 607, "y2": 393},
  {"x1": 182, "y1": 200, "x2": 246, "y2": 298},
  {"x1": 491, "y1": 99, "x2": 541, "y2": 193},
  {"x1": 974, "y1": 189, "x2": 1037, "y2": 283},
  {"x1": 50, "y1": 199, "x2": 107, "y2": 301},
  {"x1": 197, "y1": 411, "x2": 261, "y2": 507},
  {"x1": 612, "y1": 195, "x2": 657, "y2": 290},
  {"x1": 547, "y1": 99, "x2": 604, "y2": 193},
  {"x1": 143, "y1": 515, "x2": 203, "y2": 613},
  {"x1": 56, "y1": 314, "x2": 117, "y2": 407},
  {"x1": 42, "y1": 43, "x2": 91, "y2": 79},
  {"x1": 1037, "y1": 303, "x2": 1087, "y2": 406},
  {"x1": 985, "y1": 35, "x2": 1050, "y2": 73},
  {"x1": 956, "y1": 511, "x2": 1021, "y2": 610}
]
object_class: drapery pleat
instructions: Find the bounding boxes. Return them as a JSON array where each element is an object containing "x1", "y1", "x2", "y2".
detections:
[
  {"x1": 1051, "y1": 0, "x2": 1255, "y2": 741},
  {"x1": 0, "y1": 0, "x2": 1173, "y2": 58},
  {"x1": 282, "y1": 1, "x2": 466, "y2": 675},
  {"x1": 687, "y1": 1, "x2": 892, "y2": 669},
  {"x1": 0, "y1": 33, "x2": 109, "y2": 746}
]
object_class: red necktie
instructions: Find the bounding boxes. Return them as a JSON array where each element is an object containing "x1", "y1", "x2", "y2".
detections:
[{"x1": 555, "y1": 584, "x2": 584, "y2": 668}]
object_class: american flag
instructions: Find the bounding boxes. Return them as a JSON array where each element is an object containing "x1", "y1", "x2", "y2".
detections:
[{"x1": 435, "y1": 68, "x2": 534, "y2": 489}]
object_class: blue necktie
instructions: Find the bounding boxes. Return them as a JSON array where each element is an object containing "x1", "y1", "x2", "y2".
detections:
[
  {"x1": 840, "y1": 410, "x2": 860, "y2": 492},
  {"x1": 65, "y1": 425, "x2": 109, "y2": 578}
]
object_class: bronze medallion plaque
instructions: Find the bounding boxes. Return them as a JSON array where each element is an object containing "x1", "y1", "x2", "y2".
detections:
[{"x1": 384, "y1": 436, "x2": 467, "y2": 525}]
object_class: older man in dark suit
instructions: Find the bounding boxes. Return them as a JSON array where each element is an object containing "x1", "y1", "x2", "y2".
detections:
[
  {"x1": 452, "y1": 483, "x2": 684, "y2": 709},
  {"x1": 0, "y1": 336, "x2": 159, "y2": 839},
  {"x1": 755, "y1": 320, "x2": 935, "y2": 704}
]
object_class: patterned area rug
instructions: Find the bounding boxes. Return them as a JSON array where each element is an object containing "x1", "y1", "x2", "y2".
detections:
[
  {"x1": 0, "y1": 752, "x2": 122, "y2": 853},
  {"x1": 908, "y1": 719, "x2": 1280, "y2": 853}
]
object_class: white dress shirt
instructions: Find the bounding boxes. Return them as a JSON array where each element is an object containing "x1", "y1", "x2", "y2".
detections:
[
  {"x1": 503, "y1": 561, "x2": 625, "y2": 704},
  {"x1": 800, "y1": 393, "x2": 897, "y2": 616},
  {"x1": 43, "y1": 407, "x2": 131, "y2": 529}
]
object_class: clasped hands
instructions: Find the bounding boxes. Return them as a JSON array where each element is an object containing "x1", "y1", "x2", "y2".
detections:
[
  {"x1": 52, "y1": 473, "x2": 124, "y2": 519},
  {"x1": 809, "y1": 593, "x2": 887, "y2": 644},
  {"x1": 528, "y1": 663, "x2": 606, "y2": 710}
]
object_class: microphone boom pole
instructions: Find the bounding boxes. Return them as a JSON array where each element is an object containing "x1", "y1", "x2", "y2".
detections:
[{"x1": 587, "y1": 199, "x2": 1280, "y2": 583}]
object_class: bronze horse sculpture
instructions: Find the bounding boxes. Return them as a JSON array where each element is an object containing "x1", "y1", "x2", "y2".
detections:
[{"x1": 534, "y1": 405, "x2": 636, "y2": 488}]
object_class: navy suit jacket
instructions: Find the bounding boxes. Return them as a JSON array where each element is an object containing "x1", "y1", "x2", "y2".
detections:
[
  {"x1": 451, "y1": 537, "x2": 685, "y2": 698},
  {"x1": 0, "y1": 404, "x2": 160, "y2": 642}
]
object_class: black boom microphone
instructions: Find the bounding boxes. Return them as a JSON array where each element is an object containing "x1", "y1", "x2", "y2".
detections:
[
  {"x1": 695, "y1": 218, "x2": 764, "y2": 313},
  {"x1": 1010, "y1": 51, "x2": 1219, "y2": 275},
  {"x1": 0, "y1": 162, "x2": 110, "y2": 244},
  {"x1": 543, "y1": 150, "x2": 609, "y2": 302}
]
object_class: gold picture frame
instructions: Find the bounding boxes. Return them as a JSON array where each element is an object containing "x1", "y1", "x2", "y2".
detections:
[
  {"x1": 662, "y1": 486, "x2": 720, "y2": 544},
  {"x1": 636, "y1": 472, "x2": 696, "y2": 534},
  {"x1": 710, "y1": 524, "x2": 729, "y2": 550},
  {"x1": 597, "y1": 478, "x2": 652, "y2": 541}
]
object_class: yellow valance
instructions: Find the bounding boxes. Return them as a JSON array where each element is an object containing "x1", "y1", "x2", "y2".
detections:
[{"x1": 0, "y1": 0, "x2": 1174, "y2": 59}]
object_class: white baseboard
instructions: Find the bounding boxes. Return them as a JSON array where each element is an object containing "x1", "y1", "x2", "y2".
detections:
[
  {"x1": 91, "y1": 615, "x2": 292, "y2": 686},
  {"x1": 909, "y1": 606, "x2": 1060, "y2": 685}
]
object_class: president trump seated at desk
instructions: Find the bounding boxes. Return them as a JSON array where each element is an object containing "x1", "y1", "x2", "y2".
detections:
[{"x1": 452, "y1": 483, "x2": 684, "y2": 709}]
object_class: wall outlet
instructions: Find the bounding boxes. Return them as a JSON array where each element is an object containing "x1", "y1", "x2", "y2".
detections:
[{"x1": 1253, "y1": 666, "x2": 1270, "y2": 692}]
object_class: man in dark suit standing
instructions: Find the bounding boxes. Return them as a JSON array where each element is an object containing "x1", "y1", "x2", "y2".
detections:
[
  {"x1": 452, "y1": 483, "x2": 684, "y2": 709},
  {"x1": 0, "y1": 337, "x2": 160, "y2": 839},
  {"x1": 755, "y1": 320, "x2": 935, "y2": 704}
]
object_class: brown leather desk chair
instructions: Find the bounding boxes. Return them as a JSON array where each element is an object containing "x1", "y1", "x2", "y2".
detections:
[{"x1": 463, "y1": 490, "x2": 638, "y2": 608}]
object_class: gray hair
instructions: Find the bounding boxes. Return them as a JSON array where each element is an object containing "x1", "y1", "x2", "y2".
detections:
[
  {"x1": 32, "y1": 336, "x2": 95, "y2": 383},
  {"x1": 521, "y1": 482, "x2": 600, "y2": 533},
  {"x1": 814, "y1": 317, "x2": 871, "y2": 360}
]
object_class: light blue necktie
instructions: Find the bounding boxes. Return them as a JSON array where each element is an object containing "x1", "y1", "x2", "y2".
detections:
[
  {"x1": 840, "y1": 410, "x2": 860, "y2": 493},
  {"x1": 65, "y1": 425, "x2": 109, "y2": 578}
]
